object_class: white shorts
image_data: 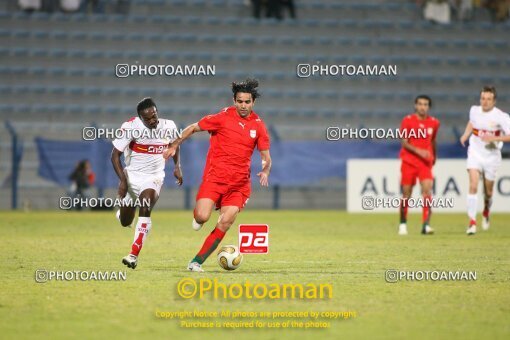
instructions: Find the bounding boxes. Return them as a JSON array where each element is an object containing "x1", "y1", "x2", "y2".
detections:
[
  {"x1": 125, "y1": 169, "x2": 165, "y2": 200},
  {"x1": 466, "y1": 147, "x2": 501, "y2": 181}
]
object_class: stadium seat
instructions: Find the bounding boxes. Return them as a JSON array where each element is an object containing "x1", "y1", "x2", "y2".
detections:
[{"x1": 0, "y1": 0, "x2": 508, "y2": 140}]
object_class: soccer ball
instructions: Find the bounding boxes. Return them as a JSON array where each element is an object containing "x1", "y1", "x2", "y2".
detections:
[{"x1": 217, "y1": 245, "x2": 243, "y2": 271}]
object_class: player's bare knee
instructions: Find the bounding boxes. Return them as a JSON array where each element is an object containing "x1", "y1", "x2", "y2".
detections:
[
  {"x1": 218, "y1": 212, "x2": 236, "y2": 231},
  {"x1": 401, "y1": 186, "x2": 412, "y2": 198},
  {"x1": 402, "y1": 193, "x2": 412, "y2": 201},
  {"x1": 119, "y1": 207, "x2": 135, "y2": 226},
  {"x1": 120, "y1": 219, "x2": 132, "y2": 227},
  {"x1": 194, "y1": 210, "x2": 210, "y2": 224},
  {"x1": 217, "y1": 220, "x2": 233, "y2": 232},
  {"x1": 138, "y1": 206, "x2": 152, "y2": 217}
]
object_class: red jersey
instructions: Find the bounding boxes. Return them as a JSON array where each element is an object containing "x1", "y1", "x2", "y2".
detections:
[
  {"x1": 198, "y1": 106, "x2": 270, "y2": 185},
  {"x1": 399, "y1": 113, "x2": 440, "y2": 167}
]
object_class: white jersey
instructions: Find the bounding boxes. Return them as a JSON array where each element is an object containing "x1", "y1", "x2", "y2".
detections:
[
  {"x1": 468, "y1": 105, "x2": 510, "y2": 155},
  {"x1": 112, "y1": 117, "x2": 178, "y2": 175}
]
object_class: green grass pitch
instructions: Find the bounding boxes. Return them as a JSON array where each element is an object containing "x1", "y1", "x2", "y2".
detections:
[{"x1": 1, "y1": 210, "x2": 509, "y2": 339}]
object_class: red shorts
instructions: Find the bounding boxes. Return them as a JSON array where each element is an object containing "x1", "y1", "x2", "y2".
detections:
[
  {"x1": 196, "y1": 181, "x2": 251, "y2": 211},
  {"x1": 400, "y1": 161, "x2": 433, "y2": 186}
]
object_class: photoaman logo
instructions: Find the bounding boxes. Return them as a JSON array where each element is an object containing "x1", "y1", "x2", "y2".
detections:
[
  {"x1": 239, "y1": 224, "x2": 269, "y2": 254},
  {"x1": 176, "y1": 278, "x2": 332, "y2": 299}
]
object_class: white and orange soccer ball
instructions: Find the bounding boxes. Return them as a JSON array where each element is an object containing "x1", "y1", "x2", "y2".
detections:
[{"x1": 217, "y1": 245, "x2": 243, "y2": 271}]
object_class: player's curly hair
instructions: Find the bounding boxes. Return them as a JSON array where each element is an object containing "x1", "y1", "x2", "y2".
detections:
[
  {"x1": 232, "y1": 78, "x2": 260, "y2": 101},
  {"x1": 136, "y1": 97, "x2": 157, "y2": 115}
]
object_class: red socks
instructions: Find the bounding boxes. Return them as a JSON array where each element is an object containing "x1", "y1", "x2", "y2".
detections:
[
  {"x1": 422, "y1": 195, "x2": 432, "y2": 226},
  {"x1": 192, "y1": 227, "x2": 225, "y2": 264},
  {"x1": 130, "y1": 217, "x2": 152, "y2": 256}
]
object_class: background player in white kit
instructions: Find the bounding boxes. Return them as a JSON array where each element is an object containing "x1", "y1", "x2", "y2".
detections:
[
  {"x1": 460, "y1": 86, "x2": 510, "y2": 235},
  {"x1": 111, "y1": 98, "x2": 182, "y2": 268}
]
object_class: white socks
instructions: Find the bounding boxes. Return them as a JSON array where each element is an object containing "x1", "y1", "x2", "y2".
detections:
[
  {"x1": 131, "y1": 217, "x2": 152, "y2": 256},
  {"x1": 467, "y1": 194, "x2": 478, "y2": 222}
]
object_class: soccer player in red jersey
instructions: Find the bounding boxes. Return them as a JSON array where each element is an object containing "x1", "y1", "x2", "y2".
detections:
[
  {"x1": 398, "y1": 95, "x2": 440, "y2": 235},
  {"x1": 164, "y1": 79, "x2": 272, "y2": 272}
]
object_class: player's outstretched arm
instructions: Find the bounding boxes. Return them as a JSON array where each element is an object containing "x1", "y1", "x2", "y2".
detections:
[
  {"x1": 163, "y1": 123, "x2": 202, "y2": 160},
  {"x1": 257, "y1": 150, "x2": 272, "y2": 187},
  {"x1": 460, "y1": 121, "x2": 473, "y2": 147},
  {"x1": 172, "y1": 145, "x2": 183, "y2": 186},
  {"x1": 111, "y1": 147, "x2": 128, "y2": 198},
  {"x1": 432, "y1": 123, "x2": 439, "y2": 165}
]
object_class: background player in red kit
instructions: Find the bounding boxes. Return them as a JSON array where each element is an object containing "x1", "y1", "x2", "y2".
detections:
[
  {"x1": 398, "y1": 95, "x2": 440, "y2": 235},
  {"x1": 164, "y1": 79, "x2": 272, "y2": 272}
]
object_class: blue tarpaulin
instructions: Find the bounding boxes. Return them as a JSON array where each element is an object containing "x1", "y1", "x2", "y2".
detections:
[{"x1": 36, "y1": 137, "x2": 466, "y2": 189}]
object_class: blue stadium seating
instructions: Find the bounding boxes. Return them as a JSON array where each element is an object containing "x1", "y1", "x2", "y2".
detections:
[{"x1": 1, "y1": 1, "x2": 509, "y2": 131}]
